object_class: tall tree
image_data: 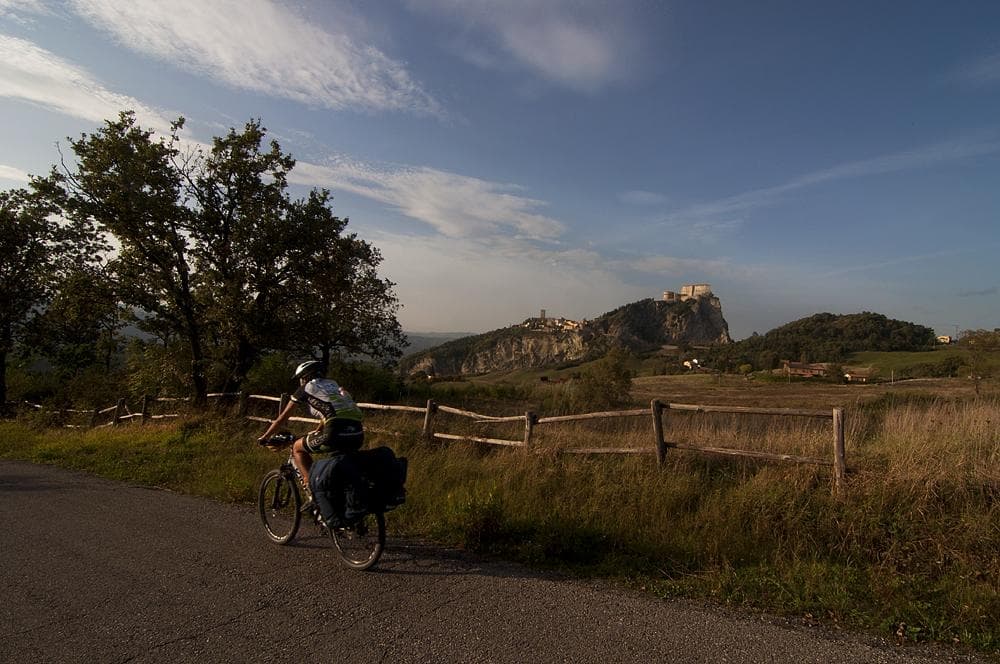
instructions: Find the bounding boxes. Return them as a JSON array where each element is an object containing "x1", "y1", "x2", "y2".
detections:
[
  {"x1": 46, "y1": 112, "x2": 211, "y2": 404},
  {"x1": 0, "y1": 189, "x2": 55, "y2": 410},
  {"x1": 183, "y1": 119, "x2": 298, "y2": 388},
  {"x1": 27, "y1": 263, "x2": 125, "y2": 374},
  {"x1": 183, "y1": 121, "x2": 405, "y2": 385},
  {"x1": 0, "y1": 185, "x2": 100, "y2": 410},
  {"x1": 43, "y1": 112, "x2": 406, "y2": 400},
  {"x1": 287, "y1": 228, "x2": 406, "y2": 368}
]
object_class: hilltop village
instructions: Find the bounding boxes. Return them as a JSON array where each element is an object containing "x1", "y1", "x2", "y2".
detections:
[{"x1": 522, "y1": 284, "x2": 715, "y2": 333}]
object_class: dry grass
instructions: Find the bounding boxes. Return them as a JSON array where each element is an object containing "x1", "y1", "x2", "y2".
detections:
[{"x1": 631, "y1": 373, "x2": 986, "y2": 409}]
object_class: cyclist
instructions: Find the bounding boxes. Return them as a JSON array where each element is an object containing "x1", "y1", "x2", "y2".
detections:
[{"x1": 258, "y1": 360, "x2": 364, "y2": 490}]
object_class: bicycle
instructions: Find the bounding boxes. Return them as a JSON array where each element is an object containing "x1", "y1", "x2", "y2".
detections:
[{"x1": 257, "y1": 433, "x2": 386, "y2": 570}]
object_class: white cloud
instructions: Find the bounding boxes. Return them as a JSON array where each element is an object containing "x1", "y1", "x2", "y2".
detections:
[
  {"x1": 619, "y1": 190, "x2": 668, "y2": 206},
  {"x1": 0, "y1": 35, "x2": 173, "y2": 130},
  {"x1": 70, "y1": 0, "x2": 444, "y2": 117},
  {"x1": 292, "y1": 158, "x2": 565, "y2": 240},
  {"x1": 405, "y1": 0, "x2": 641, "y2": 92},
  {"x1": 0, "y1": 0, "x2": 50, "y2": 20},
  {"x1": 0, "y1": 164, "x2": 30, "y2": 183}
]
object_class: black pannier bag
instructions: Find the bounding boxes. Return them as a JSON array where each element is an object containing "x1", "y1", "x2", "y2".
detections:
[
  {"x1": 355, "y1": 446, "x2": 408, "y2": 512},
  {"x1": 309, "y1": 454, "x2": 367, "y2": 528},
  {"x1": 309, "y1": 447, "x2": 407, "y2": 528}
]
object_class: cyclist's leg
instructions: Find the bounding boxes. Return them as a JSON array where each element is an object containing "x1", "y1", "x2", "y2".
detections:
[
  {"x1": 295, "y1": 424, "x2": 336, "y2": 487},
  {"x1": 292, "y1": 437, "x2": 314, "y2": 487}
]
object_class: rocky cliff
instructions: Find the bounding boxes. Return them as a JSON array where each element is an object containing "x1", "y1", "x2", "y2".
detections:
[{"x1": 403, "y1": 294, "x2": 731, "y2": 377}]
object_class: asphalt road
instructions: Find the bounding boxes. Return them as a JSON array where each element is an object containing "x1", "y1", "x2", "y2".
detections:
[{"x1": 0, "y1": 460, "x2": 988, "y2": 664}]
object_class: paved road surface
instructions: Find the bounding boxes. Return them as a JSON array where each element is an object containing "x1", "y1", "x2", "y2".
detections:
[{"x1": 0, "y1": 460, "x2": 987, "y2": 663}]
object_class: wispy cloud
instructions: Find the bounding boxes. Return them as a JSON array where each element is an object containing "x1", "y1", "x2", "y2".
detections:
[
  {"x1": 0, "y1": 0, "x2": 46, "y2": 9},
  {"x1": 292, "y1": 158, "x2": 565, "y2": 240},
  {"x1": 405, "y1": 0, "x2": 642, "y2": 92},
  {"x1": 957, "y1": 286, "x2": 998, "y2": 298},
  {"x1": 619, "y1": 254, "x2": 768, "y2": 281},
  {"x1": 661, "y1": 133, "x2": 1000, "y2": 229},
  {"x1": 816, "y1": 248, "x2": 974, "y2": 279},
  {"x1": 619, "y1": 190, "x2": 668, "y2": 206},
  {"x1": 70, "y1": 0, "x2": 444, "y2": 117},
  {"x1": 0, "y1": 164, "x2": 30, "y2": 183},
  {"x1": 0, "y1": 35, "x2": 173, "y2": 130},
  {"x1": 0, "y1": 35, "x2": 560, "y2": 242},
  {"x1": 0, "y1": 0, "x2": 51, "y2": 21},
  {"x1": 953, "y1": 51, "x2": 1000, "y2": 87}
]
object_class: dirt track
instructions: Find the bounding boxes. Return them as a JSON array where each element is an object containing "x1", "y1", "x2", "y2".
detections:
[{"x1": 0, "y1": 460, "x2": 986, "y2": 663}]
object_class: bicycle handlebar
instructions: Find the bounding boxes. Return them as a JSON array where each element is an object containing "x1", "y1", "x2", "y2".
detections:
[{"x1": 259, "y1": 432, "x2": 296, "y2": 447}]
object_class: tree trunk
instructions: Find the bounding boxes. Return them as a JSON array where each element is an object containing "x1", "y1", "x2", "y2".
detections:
[
  {"x1": 185, "y1": 317, "x2": 208, "y2": 407},
  {"x1": 0, "y1": 347, "x2": 8, "y2": 416},
  {"x1": 0, "y1": 322, "x2": 11, "y2": 416},
  {"x1": 232, "y1": 335, "x2": 257, "y2": 392}
]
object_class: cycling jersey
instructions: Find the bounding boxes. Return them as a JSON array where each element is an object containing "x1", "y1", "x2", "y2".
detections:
[
  {"x1": 291, "y1": 378, "x2": 363, "y2": 423},
  {"x1": 292, "y1": 378, "x2": 364, "y2": 454}
]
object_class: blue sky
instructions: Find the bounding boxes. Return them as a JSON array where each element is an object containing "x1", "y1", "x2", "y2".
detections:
[{"x1": 1, "y1": 0, "x2": 998, "y2": 340}]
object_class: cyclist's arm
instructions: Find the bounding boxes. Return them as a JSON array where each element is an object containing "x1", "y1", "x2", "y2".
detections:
[{"x1": 259, "y1": 400, "x2": 297, "y2": 441}]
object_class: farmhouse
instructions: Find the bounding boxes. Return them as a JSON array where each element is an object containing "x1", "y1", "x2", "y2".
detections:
[
  {"x1": 843, "y1": 367, "x2": 875, "y2": 383},
  {"x1": 780, "y1": 361, "x2": 832, "y2": 378}
]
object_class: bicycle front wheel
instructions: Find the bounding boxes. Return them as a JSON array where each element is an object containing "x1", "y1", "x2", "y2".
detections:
[
  {"x1": 329, "y1": 512, "x2": 385, "y2": 570},
  {"x1": 258, "y1": 470, "x2": 301, "y2": 544}
]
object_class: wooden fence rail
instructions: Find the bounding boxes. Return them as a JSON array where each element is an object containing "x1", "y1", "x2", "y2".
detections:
[{"x1": 18, "y1": 391, "x2": 849, "y2": 492}]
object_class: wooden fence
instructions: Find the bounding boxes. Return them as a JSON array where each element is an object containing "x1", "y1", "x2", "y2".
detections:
[{"x1": 20, "y1": 393, "x2": 848, "y2": 492}]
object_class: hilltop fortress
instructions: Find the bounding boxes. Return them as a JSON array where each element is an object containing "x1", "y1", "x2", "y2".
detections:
[
  {"x1": 662, "y1": 283, "x2": 713, "y2": 302},
  {"x1": 523, "y1": 285, "x2": 718, "y2": 333},
  {"x1": 403, "y1": 285, "x2": 731, "y2": 377}
]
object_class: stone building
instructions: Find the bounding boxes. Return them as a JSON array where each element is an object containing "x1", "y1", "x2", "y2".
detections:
[{"x1": 663, "y1": 284, "x2": 713, "y2": 302}]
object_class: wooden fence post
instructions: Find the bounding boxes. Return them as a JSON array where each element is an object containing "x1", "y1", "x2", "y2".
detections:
[
  {"x1": 112, "y1": 398, "x2": 126, "y2": 426},
  {"x1": 238, "y1": 391, "x2": 249, "y2": 417},
  {"x1": 832, "y1": 407, "x2": 846, "y2": 494},
  {"x1": 651, "y1": 399, "x2": 666, "y2": 466},
  {"x1": 141, "y1": 395, "x2": 151, "y2": 423},
  {"x1": 90, "y1": 408, "x2": 99, "y2": 428},
  {"x1": 523, "y1": 411, "x2": 536, "y2": 447},
  {"x1": 278, "y1": 393, "x2": 290, "y2": 419},
  {"x1": 422, "y1": 399, "x2": 437, "y2": 441}
]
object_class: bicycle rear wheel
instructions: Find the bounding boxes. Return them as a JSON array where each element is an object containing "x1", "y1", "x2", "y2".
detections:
[
  {"x1": 258, "y1": 469, "x2": 301, "y2": 544},
  {"x1": 329, "y1": 512, "x2": 385, "y2": 570}
]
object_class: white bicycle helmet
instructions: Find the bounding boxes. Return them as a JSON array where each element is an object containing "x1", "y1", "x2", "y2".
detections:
[{"x1": 293, "y1": 360, "x2": 324, "y2": 381}]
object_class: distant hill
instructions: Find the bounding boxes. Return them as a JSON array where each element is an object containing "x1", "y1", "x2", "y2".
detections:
[
  {"x1": 401, "y1": 293, "x2": 731, "y2": 377},
  {"x1": 402, "y1": 332, "x2": 475, "y2": 355},
  {"x1": 706, "y1": 312, "x2": 936, "y2": 372}
]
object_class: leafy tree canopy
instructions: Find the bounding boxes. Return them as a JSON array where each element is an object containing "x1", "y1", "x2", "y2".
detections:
[{"x1": 31, "y1": 111, "x2": 404, "y2": 402}]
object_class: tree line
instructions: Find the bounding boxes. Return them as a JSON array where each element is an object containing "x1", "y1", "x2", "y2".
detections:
[{"x1": 1, "y1": 112, "x2": 404, "y2": 411}]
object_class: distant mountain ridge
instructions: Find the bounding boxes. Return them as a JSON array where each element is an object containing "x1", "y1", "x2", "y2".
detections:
[
  {"x1": 401, "y1": 293, "x2": 731, "y2": 376},
  {"x1": 403, "y1": 332, "x2": 475, "y2": 355}
]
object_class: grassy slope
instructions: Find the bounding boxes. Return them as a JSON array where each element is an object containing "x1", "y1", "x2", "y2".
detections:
[{"x1": 848, "y1": 347, "x2": 968, "y2": 372}]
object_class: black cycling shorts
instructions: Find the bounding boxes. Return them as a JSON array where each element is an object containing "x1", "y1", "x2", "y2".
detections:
[{"x1": 304, "y1": 418, "x2": 364, "y2": 454}]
